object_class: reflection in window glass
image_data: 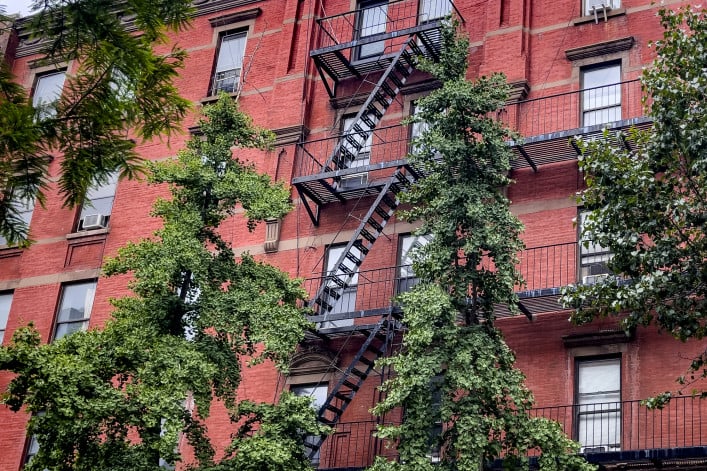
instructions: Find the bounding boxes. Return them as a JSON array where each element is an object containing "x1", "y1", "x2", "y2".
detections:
[
  {"x1": 582, "y1": 64, "x2": 621, "y2": 126},
  {"x1": 0, "y1": 292, "x2": 12, "y2": 344},
  {"x1": 32, "y1": 71, "x2": 66, "y2": 119},
  {"x1": 54, "y1": 282, "x2": 96, "y2": 340}
]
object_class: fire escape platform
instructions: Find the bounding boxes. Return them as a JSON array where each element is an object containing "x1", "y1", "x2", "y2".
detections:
[
  {"x1": 311, "y1": 23, "x2": 443, "y2": 87},
  {"x1": 510, "y1": 117, "x2": 652, "y2": 170},
  {"x1": 293, "y1": 159, "x2": 416, "y2": 206}
]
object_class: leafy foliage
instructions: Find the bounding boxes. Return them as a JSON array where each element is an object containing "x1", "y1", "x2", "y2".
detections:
[
  {"x1": 0, "y1": 96, "x2": 322, "y2": 470},
  {"x1": 369, "y1": 23, "x2": 594, "y2": 471},
  {"x1": 0, "y1": 0, "x2": 192, "y2": 244},
  {"x1": 561, "y1": 6, "x2": 707, "y2": 393}
]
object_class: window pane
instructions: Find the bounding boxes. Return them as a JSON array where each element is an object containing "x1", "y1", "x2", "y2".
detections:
[
  {"x1": 0, "y1": 293, "x2": 12, "y2": 344},
  {"x1": 292, "y1": 384, "x2": 328, "y2": 463},
  {"x1": 33, "y1": 72, "x2": 66, "y2": 109},
  {"x1": 582, "y1": 65, "x2": 621, "y2": 126},
  {"x1": 420, "y1": 0, "x2": 452, "y2": 22},
  {"x1": 576, "y1": 358, "x2": 621, "y2": 450},
  {"x1": 0, "y1": 197, "x2": 35, "y2": 245},
  {"x1": 358, "y1": 2, "x2": 387, "y2": 58},
  {"x1": 216, "y1": 33, "x2": 247, "y2": 72},
  {"x1": 57, "y1": 282, "x2": 96, "y2": 323},
  {"x1": 80, "y1": 172, "x2": 119, "y2": 220}
]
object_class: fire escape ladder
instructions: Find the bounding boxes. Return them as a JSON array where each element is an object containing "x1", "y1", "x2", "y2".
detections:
[
  {"x1": 305, "y1": 312, "x2": 399, "y2": 459},
  {"x1": 322, "y1": 36, "x2": 421, "y2": 172},
  {"x1": 312, "y1": 167, "x2": 413, "y2": 315}
]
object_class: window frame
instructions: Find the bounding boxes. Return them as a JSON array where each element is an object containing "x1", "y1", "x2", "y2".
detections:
[
  {"x1": 0, "y1": 291, "x2": 12, "y2": 344},
  {"x1": 53, "y1": 281, "x2": 97, "y2": 340},
  {"x1": 31, "y1": 70, "x2": 66, "y2": 119},
  {"x1": 573, "y1": 355, "x2": 622, "y2": 452},
  {"x1": 0, "y1": 193, "x2": 36, "y2": 246},
  {"x1": 321, "y1": 243, "x2": 360, "y2": 325},
  {"x1": 578, "y1": 209, "x2": 612, "y2": 283},
  {"x1": 580, "y1": 62, "x2": 622, "y2": 127},
  {"x1": 396, "y1": 233, "x2": 431, "y2": 294},
  {"x1": 76, "y1": 172, "x2": 119, "y2": 231},
  {"x1": 418, "y1": 0, "x2": 452, "y2": 24},
  {"x1": 290, "y1": 383, "x2": 328, "y2": 465},
  {"x1": 354, "y1": 0, "x2": 389, "y2": 61},
  {"x1": 337, "y1": 113, "x2": 372, "y2": 189},
  {"x1": 210, "y1": 30, "x2": 248, "y2": 96}
]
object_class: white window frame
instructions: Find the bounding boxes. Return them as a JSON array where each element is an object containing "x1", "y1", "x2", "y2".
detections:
[
  {"x1": 579, "y1": 210, "x2": 612, "y2": 283},
  {"x1": 338, "y1": 115, "x2": 372, "y2": 189},
  {"x1": 322, "y1": 243, "x2": 361, "y2": 327},
  {"x1": 211, "y1": 31, "x2": 247, "y2": 95},
  {"x1": 397, "y1": 233, "x2": 431, "y2": 293},
  {"x1": 291, "y1": 383, "x2": 328, "y2": 465},
  {"x1": 0, "y1": 292, "x2": 11, "y2": 344},
  {"x1": 32, "y1": 71, "x2": 66, "y2": 119},
  {"x1": 356, "y1": 0, "x2": 388, "y2": 60},
  {"x1": 77, "y1": 172, "x2": 119, "y2": 231},
  {"x1": 581, "y1": 63, "x2": 621, "y2": 127},
  {"x1": 54, "y1": 281, "x2": 96, "y2": 340},
  {"x1": 0, "y1": 195, "x2": 35, "y2": 246},
  {"x1": 575, "y1": 357, "x2": 621, "y2": 452},
  {"x1": 419, "y1": 0, "x2": 452, "y2": 23}
]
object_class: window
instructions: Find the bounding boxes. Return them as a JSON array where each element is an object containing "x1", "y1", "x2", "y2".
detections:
[
  {"x1": 0, "y1": 292, "x2": 12, "y2": 344},
  {"x1": 338, "y1": 115, "x2": 372, "y2": 189},
  {"x1": 581, "y1": 64, "x2": 621, "y2": 126},
  {"x1": 291, "y1": 384, "x2": 328, "y2": 464},
  {"x1": 397, "y1": 233, "x2": 431, "y2": 293},
  {"x1": 322, "y1": 244, "x2": 361, "y2": 327},
  {"x1": 0, "y1": 195, "x2": 35, "y2": 246},
  {"x1": 575, "y1": 357, "x2": 621, "y2": 452},
  {"x1": 211, "y1": 31, "x2": 247, "y2": 95},
  {"x1": 54, "y1": 281, "x2": 96, "y2": 340},
  {"x1": 583, "y1": 0, "x2": 620, "y2": 17},
  {"x1": 32, "y1": 71, "x2": 66, "y2": 119},
  {"x1": 24, "y1": 434, "x2": 41, "y2": 465},
  {"x1": 579, "y1": 211, "x2": 611, "y2": 284},
  {"x1": 356, "y1": 0, "x2": 388, "y2": 60},
  {"x1": 419, "y1": 0, "x2": 452, "y2": 23},
  {"x1": 77, "y1": 172, "x2": 119, "y2": 231}
]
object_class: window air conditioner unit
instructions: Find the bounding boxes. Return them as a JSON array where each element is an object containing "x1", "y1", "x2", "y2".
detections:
[
  {"x1": 81, "y1": 214, "x2": 107, "y2": 230},
  {"x1": 582, "y1": 273, "x2": 609, "y2": 285}
]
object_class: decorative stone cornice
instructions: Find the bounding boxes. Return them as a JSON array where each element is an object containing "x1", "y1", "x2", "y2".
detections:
[
  {"x1": 208, "y1": 7, "x2": 260, "y2": 27},
  {"x1": 272, "y1": 124, "x2": 308, "y2": 146},
  {"x1": 565, "y1": 36, "x2": 635, "y2": 62},
  {"x1": 562, "y1": 329, "x2": 634, "y2": 348},
  {"x1": 506, "y1": 79, "x2": 529, "y2": 103}
]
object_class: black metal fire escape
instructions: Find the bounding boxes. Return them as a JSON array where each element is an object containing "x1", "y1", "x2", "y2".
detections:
[{"x1": 293, "y1": 3, "x2": 461, "y2": 461}]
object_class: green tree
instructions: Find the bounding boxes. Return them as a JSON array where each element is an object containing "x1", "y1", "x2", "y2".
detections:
[
  {"x1": 369, "y1": 25, "x2": 594, "y2": 471},
  {"x1": 0, "y1": 96, "x2": 323, "y2": 470},
  {"x1": 0, "y1": 0, "x2": 192, "y2": 245},
  {"x1": 561, "y1": 6, "x2": 707, "y2": 399}
]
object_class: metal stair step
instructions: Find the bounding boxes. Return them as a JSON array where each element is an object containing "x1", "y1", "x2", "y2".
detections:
[{"x1": 350, "y1": 368, "x2": 368, "y2": 379}]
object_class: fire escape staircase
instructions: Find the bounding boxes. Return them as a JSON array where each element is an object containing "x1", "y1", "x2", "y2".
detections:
[
  {"x1": 295, "y1": 36, "x2": 424, "y2": 226},
  {"x1": 304, "y1": 313, "x2": 400, "y2": 461}
]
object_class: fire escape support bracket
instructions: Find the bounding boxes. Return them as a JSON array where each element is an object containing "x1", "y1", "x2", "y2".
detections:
[
  {"x1": 570, "y1": 137, "x2": 583, "y2": 156},
  {"x1": 314, "y1": 59, "x2": 337, "y2": 98},
  {"x1": 517, "y1": 300, "x2": 534, "y2": 321},
  {"x1": 296, "y1": 186, "x2": 320, "y2": 226},
  {"x1": 516, "y1": 144, "x2": 538, "y2": 173}
]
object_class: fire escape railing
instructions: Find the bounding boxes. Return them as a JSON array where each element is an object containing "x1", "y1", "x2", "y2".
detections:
[
  {"x1": 500, "y1": 78, "x2": 646, "y2": 138},
  {"x1": 317, "y1": 396, "x2": 707, "y2": 470},
  {"x1": 313, "y1": 0, "x2": 464, "y2": 52},
  {"x1": 303, "y1": 241, "x2": 579, "y2": 318}
]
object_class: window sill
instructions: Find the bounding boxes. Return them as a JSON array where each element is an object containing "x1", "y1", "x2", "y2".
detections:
[
  {"x1": 0, "y1": 246, "x2": 24, "y2": 257},
  {"x1": 66, "y1": 227, "x2": 109, "y2": 241},
  {"x1": 572, "y1": 8, "x2": 626, "y2": 25},
  {"x1": 200, "y1": 92, "x2": 239, "y2": 104}
]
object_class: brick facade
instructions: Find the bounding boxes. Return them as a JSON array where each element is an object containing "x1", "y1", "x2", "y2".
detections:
[{"x1": 1, "y1": 0, "x2": 704, "y2": 469}]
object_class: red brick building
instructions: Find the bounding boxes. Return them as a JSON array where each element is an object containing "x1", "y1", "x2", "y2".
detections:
[{"x1": 1, "y1": 0, "x2": 706, "y2": 469}]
